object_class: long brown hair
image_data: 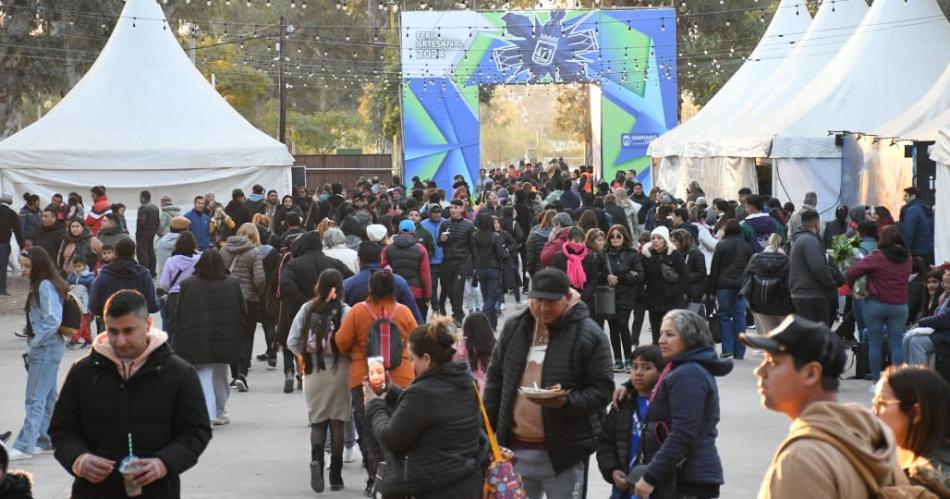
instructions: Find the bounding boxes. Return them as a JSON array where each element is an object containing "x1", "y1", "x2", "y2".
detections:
[
  {"x1": 23, "y1": 247, "x2": 69, "y2": 313},
  {"x1": 300, "y1": 269, "x2": 345, "y2": 375},
  {"x1": 882, "y1": 365, "x2": 950, "y2": 457}
]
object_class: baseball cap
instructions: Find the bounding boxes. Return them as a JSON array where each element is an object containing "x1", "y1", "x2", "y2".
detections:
[
  {"x1": 398, "y1": 220, "x2": 415, "y2": 233},
  {"x1": 526, "y1": 268, "x2": 571, "y2": 300},
  {"x1": 740, "y1": 315, "x2": 846, "y2": 378}
]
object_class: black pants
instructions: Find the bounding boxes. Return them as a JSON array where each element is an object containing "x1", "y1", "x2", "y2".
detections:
[
  {"x1": 631, "y1": 302, "x2": 647, "y2": 347},
  {"x1": 232, "y1": 300, "x2": 259, "y2": 378},
  {"x1": 351, "y1": 386, "x2": 383, "y2": 484},
  {"x1": 793, "y1": 296, "x2": 831, "y2": 326},
  {"x1": 135, "y1": 233, "x2": 157, "y2": 276},
  {"x1": 607, "y1": 308, "x2": 634, "y2": 362},
  {"x1": 430, "y1": 263, "x2": 443, "y2": 314},
  {"x1": 648, "y1": 308, "x2": 671, "y2": 345},
  {"x1": 415, "y1": 298, "x2": 429, "y2": 321},
  {"x1": 440, "y1": 259, "x2": 467, "y2": 320}
]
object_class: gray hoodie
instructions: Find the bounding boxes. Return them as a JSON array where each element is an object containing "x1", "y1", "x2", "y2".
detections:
[
  {"x1": 158, "y1": 204, "x2": 182, "y2": 237},
  {"x1": 156, "y1": 232, "x2": 182, "y2": 275}
]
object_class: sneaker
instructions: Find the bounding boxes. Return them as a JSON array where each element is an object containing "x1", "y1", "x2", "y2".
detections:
[
  {"x1": 234, "y1": 376, "x2": 249, "y2": 392},
  {"x1": 80, "y1": 339, "x2": 92, "y2": 349},
  {"x1": 8, "y1": 448, "x2": 33, "y2": 461},
  {"x1": 34, "y1": 445, "x2": 54, "y2": 455},
  {"x1": 66, "y1": 340, "x2": 81, "y2": 350},
  {"x1": 229, "y1": 379, "x2": 238, "y2": 389},
  {"x1": 255, "y1": 353, "x2": 269, "y2": 362},
  {"x1": 343, "y1": 445, "x2": 359, "y2": 463},
  {"x1": 364, "y1": 479, "x2": 374, "y2": 497},
  {"x1": 0, "y1": 431, "x2": 11, "y2": 443},
  {"x1": 283, "y1": 372, "x2": 295, "y2": 393},
  {"x1": 624, "y1": 359, "x2": 632, "y2": 373},
  {"x1": 266, "y1": 357, "x2": 277, "y2": 370},
  {"x1": 212, "y1": 413, "x2": 230, "y2": 425},
  {"x1": 613, "y1": 360, "x2": 625, "y2": 373},
  {"x1": 720, "y1": 352, "x2": 734, "y2": 360}
]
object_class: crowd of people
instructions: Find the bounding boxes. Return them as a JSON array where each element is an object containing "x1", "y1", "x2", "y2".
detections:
[{"x1": 0, "y1": 159, "x2": 948, "y2": 499}]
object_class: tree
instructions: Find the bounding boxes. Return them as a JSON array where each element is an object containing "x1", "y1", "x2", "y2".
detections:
[{"x1": 553, "y1": 85, "x2": 592, "y2": 161}]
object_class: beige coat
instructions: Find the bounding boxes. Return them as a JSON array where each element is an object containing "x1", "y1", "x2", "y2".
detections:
[
  {"x1": 220, "y1": 236, "x2": 265, "y2": 302},
  {"x1": 758, "y1": 401, "x2": 904, "y2": 499}
]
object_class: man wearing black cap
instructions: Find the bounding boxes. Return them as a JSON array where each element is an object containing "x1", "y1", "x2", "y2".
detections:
[
  {"x1": 741, "y1": 316, "x2": 903, "y2": 498},
  {"x1": 483, "y1": 268, "x2": 614, "y2": 498}
]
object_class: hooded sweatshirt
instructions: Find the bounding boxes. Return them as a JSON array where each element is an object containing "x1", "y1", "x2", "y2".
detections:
[
  {"x1": 157, "y1": 204, "x2": 182, "y2": 236},
  {"x1": 159, "y1": 253, "x2": 200, "y2": 294},
  {"x1": 91, "y1": 329, "x2": 169, "y2": 381},
  {"x1": 156, "y1": 232, "x2": 182, "y2": 275},
  {"x1": 741, "y1": 213, "x2": 785, "y2": 253},
  {"x1": 89, "y1": 258, "x2": 160, "y2": 316},
  {"x1": 758, "y1": 401, "x2": 903, "y2": 499}
]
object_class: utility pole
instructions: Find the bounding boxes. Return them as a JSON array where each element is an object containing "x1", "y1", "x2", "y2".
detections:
[{"x1": 278, "y1": 16, "x2": 287, "y2": 144}]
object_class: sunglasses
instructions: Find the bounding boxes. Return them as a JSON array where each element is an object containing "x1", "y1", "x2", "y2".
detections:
[{"x1": 609, "y1": 233, "x2": 624, "y2": 239}]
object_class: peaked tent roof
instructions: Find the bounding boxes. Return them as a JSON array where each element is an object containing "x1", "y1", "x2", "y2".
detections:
[
  {"x1": 709, "y1": 0, "x2": 868, "y2": 157},
  {"x1": 770, "y1": 0, "x2": 950, "y2": 158},
  {"x1": 0, "y1": 0, "x2": 293, "y2": 170},
  {"x1": 648, "y1": 0, "x2": 812, "y2": 158},
  {"x1": 873, "y1": 63, "x2": 950, "y2": 141}
]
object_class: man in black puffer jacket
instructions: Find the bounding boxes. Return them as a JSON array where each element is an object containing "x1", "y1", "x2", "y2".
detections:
[
  {"x1": 484, "y1": 268, "x2": 614, "y2": 497},
  {"x1": 50, "y1": 290, "x2": 211, "y2": 499},
  {"x1": 89, "y1": 239, "x2": 160, "y2": 317},
  {"x1": 436, "y1": 200, "x2": 475, "y2": 324}
]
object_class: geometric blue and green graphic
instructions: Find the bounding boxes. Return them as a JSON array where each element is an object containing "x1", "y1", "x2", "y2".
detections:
[{"x1": 401, "y1": 9, "x2": 677, "y2": 189}]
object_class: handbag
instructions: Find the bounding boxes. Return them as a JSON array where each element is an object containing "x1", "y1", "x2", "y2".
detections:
[
  {"x1": 660, "y1": 261, "x2": 680, "y2": 283},
  {"x1": 594, "y1": 254, "x2": 617, "y2": 317},
  {"x1": 704, "y1": 298, "x2": 721, "y2": 344},
  {"x1": 475, "y1": 383, "x2": 526, "y2": 499}
]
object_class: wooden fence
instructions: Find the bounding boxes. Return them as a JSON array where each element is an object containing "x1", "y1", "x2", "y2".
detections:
[{"x1": 293, "y1": 154, "x2": 394, "y2": 190}]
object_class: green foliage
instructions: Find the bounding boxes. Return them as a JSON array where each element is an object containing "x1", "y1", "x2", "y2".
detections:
[{"x1": 287, "y1": 110, "x2": 365, "y2": 153}]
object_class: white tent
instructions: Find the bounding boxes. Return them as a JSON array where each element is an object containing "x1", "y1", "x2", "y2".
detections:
[
  {"x1": 768, "y1": 0, "x2": 950, "y2": 214},
  {"x1": 933, "y1": 128, "x2": 950, "y2": 264},
  {"x1": 648, "y1": 0, "x2": 812, "y2": 200},
  {"x1": 851, "y1": 64, "x2": 950, "y2": 216},
  {"x1": 0, "y1": 0, "x2": 293, "y2": 209}
]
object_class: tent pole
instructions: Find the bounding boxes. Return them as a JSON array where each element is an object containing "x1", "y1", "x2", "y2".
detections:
[{"x1": 279, "y1": 16, "x2": 287, "y2": 145}]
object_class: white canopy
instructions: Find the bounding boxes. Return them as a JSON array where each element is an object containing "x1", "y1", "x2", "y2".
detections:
[
  {"x1": 874, "y1": 64, "x2": 950, "y2": 141},
  {"x1": 648, "y1": 0, "x2": 812, "y2": 159},
  {"x1": 932, "y1": 128, "x2": 950, "y2": 264},
  {"x1": 0, "y1": 0, "x2": 293, "y2": 205},
  {"x1": 770, "y1": 0, "x2": 950, "y2": 159}
]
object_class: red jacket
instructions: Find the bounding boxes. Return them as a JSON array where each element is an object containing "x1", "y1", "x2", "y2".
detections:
[
  {"x1": 846, "y1": 247, "x2": 912, "y2": 305},
  {"x1": 540, "y1": 228, "x2": 570, "y2": 268},
  {"x1": 85, "y1": 196, "x2": 112, "y2": 236}
]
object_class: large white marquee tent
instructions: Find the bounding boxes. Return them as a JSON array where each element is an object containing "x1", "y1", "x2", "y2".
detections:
[
  {"x1": 0, "y1": 0, "x2": 293, "y2": 208},
  {"x1": 650, "y1": 0, "x2": 950, "y2": 215},
  {"x1": 933, "y1": 128, "x2": 950, "y2": 264},
  {"x1": 649, "y1": 0, "x2": 812, "y2": 200}
]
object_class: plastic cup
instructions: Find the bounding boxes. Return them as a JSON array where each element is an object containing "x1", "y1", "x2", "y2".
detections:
[{"x1": 119, "y1": 456, "x2": 143, "y2": 497}]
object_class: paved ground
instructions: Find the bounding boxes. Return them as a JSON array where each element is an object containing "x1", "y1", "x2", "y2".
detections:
[{"x1": 0, "y1": 276, "x2": 872, "y2": 499}]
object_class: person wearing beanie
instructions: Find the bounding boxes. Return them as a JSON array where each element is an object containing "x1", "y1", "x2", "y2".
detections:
[
  {"x1": 157, "y1": 216, "x2": 192, "y2": 276},
  {"x1": 365, "y1": 224, "x2": 389, "y2": 244},
  {"x1": 641, "y1": 225, "x2": 690, "y2": 344},
  {"x1": 381, "y1": 220, "x2": 432, "y2": 318}
]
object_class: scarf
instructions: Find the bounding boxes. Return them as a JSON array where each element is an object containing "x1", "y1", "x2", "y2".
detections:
[{"x1": 562, "y1": 241, "x2": 589, "y2": 290}]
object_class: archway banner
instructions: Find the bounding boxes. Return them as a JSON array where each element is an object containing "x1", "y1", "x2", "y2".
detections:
[{"x1": 401, "y1": 8, "x2": 677, "y2": 188}]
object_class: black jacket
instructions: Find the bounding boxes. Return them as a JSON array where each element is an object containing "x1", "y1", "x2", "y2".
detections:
[
  {"x1": 707, "y1": 234, "x2": 754, "y2": 293},
  {"x1": 552, "y1": 249, "x2": 607, "y2": 303},
  {"x1": 472, "y1": 231, "x2": 507, "y2": 271},
  {"x1": 437, "y1": 217, "x2": 476, "y2": 262},
  {"x1": 33, "y1": 224, "x2": 65, "y2": 261},
  {"x1": 89, "y1": 259, "x2": 161, "y2": 317},
  {"x1": 604, "y1": 247, "x2": 645, "y2": 310},
  {"x1": 642, "y1": 250, "x2": 689, "y2": 310},
  {"x1": 49, "y1": 340, "x2": 212, "y2": 499},
  {"x1": 642, "y1": 347, "x2": 731, "y2": 497},
  {"x1": 605, "y1": 203, "x2": 633, "y2": 236},
  {"x1": 367, "y1": 361, "x2": 486, "y2": 499},
  {"x1": 483, "y1": 300, "x2": 614, "y2": 473},
  {"x1": 524, "y1": 226, "x2": 553, "y2": 277},
  {"x1": 0, "y1": 203, "x2": 25, "y2": 247},
  {"x1": 224, "y1": 200, "x2": 252, "y2": 235},
  {"x1": 683, "y1": 247, "x2": 707, "y2": 303},
  {"x1": 741, "y1": 251, "x2": 794, "y2": 316},
  {"x1": 137, "y1": 202, "x2": 161, "y2": 236},
  {"x1": 174, "y1": 275, "x2": 246, "y2": 365},
  {"x1": 596, "y1": 380, "x2": 641, "y2": 484},
  {"x1": 383, "y1": 233, "x2": 427, "y2": 290}
]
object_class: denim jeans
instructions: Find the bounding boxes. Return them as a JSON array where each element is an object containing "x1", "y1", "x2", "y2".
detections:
[
  {"x1": 903, "y1": 334, "x2": 936, "y2": 366},
  {"x1": 477, "y1": 267, "x2": 502, "y2": 329},
  {"x1": 14, "y1": 343, "x2": 64, "y2": 453},
  {"x1": 513, "y1": 448, "x2": 586, "y2": 499},
  {"x1": 863, "y1": 298, "x2": 907, "y2": 381},
  {"x1": 717, "y1": 288, "x2": 747, "y2": 359},
  {"x1": 0, "y1": 242, "x2": 10, "y2": 294},
  {"x1": 853, "y1": 297, "x2": 867, "y2": 342}
]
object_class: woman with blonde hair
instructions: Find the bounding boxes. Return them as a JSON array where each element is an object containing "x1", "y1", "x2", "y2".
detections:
[{"x1": 220, "y1": 222, "x2": 265, "y2": 390}]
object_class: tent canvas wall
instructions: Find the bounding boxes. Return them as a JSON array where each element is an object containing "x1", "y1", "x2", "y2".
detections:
[
  {"x1": 931, "y1": 128, "x2": 950, "y2": 264},
  {"x1": 0, "y1": 0, "x2": 293, "y2": 212}
]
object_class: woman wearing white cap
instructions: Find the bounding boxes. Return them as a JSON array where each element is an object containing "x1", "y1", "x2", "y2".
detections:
[{"x1": 641, "y1": 226, "x2": 689, "y2": 345}]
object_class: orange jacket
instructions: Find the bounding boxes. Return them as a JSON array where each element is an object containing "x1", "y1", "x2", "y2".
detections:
[{"x1": 334, "y1": 298, "x2": 417, "y2": 389}]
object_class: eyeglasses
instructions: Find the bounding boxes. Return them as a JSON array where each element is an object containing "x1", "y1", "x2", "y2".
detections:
[
  {"x1": 609, "y1": 234, "x2": 624, "y2": 239},
  {"x1": 871, "y1": 396, "x2": 901, "y2": 414}
]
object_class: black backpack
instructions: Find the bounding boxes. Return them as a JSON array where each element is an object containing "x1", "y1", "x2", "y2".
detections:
[
  {"x1": 58, "y1": 291, "x2": 83, "y2": 339},
  {"x1": 363, "y1": 303, "x2": 403, "y2": 369}
]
